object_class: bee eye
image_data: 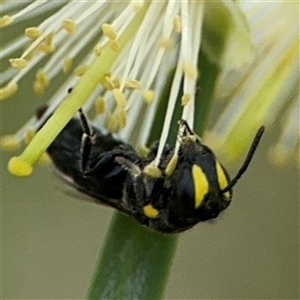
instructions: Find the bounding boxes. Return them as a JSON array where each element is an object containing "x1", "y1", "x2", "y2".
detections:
[{"x1": 177, "y1": 168, "x2": 195, "y2": 201}]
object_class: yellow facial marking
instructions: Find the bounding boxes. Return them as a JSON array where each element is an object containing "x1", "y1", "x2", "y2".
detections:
[
  {"x1": 143, "y1": 204, "x2": 159, "y2": 218},
  {"x1": 216, "y1": 161, "x2": 230, "y2": 199},
  {"x1": 192, "y1": 165, "x2": 209, "y2": 208}
]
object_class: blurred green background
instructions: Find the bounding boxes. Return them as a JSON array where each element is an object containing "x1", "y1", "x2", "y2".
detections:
[{"x1": 1, "y1": 88, "x2": 299, "y2": 300}]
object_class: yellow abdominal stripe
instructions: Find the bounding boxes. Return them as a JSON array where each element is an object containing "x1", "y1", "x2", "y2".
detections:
[
  {"x1": 192, "y1": 164, "x2": 209, "y2": 208},
  {"x1": 143, "y1": 204, "x2": 159, "y2": 218}
]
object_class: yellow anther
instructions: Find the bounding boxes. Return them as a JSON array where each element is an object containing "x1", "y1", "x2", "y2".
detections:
[
  {"x1": 94, "y1": 96, "x2": 105, "y2": 115},
  {"x1": 143, "y1": 204, "x2": 159, "y2": 218},
  {"x1": 101, "y1": 79, "x2": 110, "y2": 91},
  {"x1": 36, "y1": 69, "x2": 48, "y2": 87},
  {"x1": 173, "y1": 15, "x2": 181, "y2": 33},
  {"x1": 143, "y1": 89, "x2": 154, "y2": 104},
  {"x1": 181, "y1": 93, "x2": 191, "y2": 106},
  {"x1": 158, "y1": 36, "x2": 174, "y2": 48},
  {"x1": 45, "y1": 31, "x2": 55, "y2": 46},
  {"x1": 33, "y1": 81, "x2": 45, "y2": 96},
  {"x1": 117, "y1": 107, "x2": 127, "y2": 129},
  {"x1": 137, "y1": 145, "x2": 150, "y2": 158},
  {"x1": 9, "y1": 58, "x2": 27, "y2": 69},
  {"x1": 0, "y1": 135, "x2": 20, "y2": 151},
  {"x1": 183, "y1": 63, "x2": 198, "y2": 80},
  {"x1": 144, "y1": 164, "x2": 162, "y2": 178},
  {"x1": 23, "y1": 127, "x2": 35, "y2": 144},
  {"x1": 37, "y1": 43, "x2": 47, "y2": 53},
  {"x1": 0, "y1": 83, "x2": 18, "y2": 100},
  {"x1": 102, "y1": 23, "x2": 117, "y2": 40},
  {"x1": 109, "y1": 40, "x2": 121, "y2": 52},
  {"x1": 113, "y1": 88, "x2": 127, "y2": 108},
  {"x1": 34, "y1": 69, "x2": 48, "y2": 95},
  {"x1": 74, "y1": 65, "x2": 88, "y2": 76},
  {"x1": 93, "y1": 44, "x2": 102, "y2": 56},
  {"x1": 38, "y1": 43, "x2": 55, "y2": 53},
  {"x1": 103, "y1": 75, "x2": 116, "y2": 90},
  {"x1": 25, "y1": 27, "x2": 42, "y2": 39},
  {"x1": 62, "y1": 56, "x2": 73, "y2": 73},
  {"x1": 113, "y1": 78, "x2": 120, "y2": 89},
  {"x1": 105, "y1": 113, "x2": 118, "y2": 133},
  {"x1": 62, "y1": 19, "x2": 76, "y2": 35},
  {"x1": 38, "y1": 32, "x2": 55, "y2": 53},
  {"x1": 125, "y1": 79, "x2": 142, "y2": 89},
  {"x1": 165, "y1": 154, "x2": 178, "y2": 176},
  {"x1": 8, "y1": 156, "x2": 33, "y2": 177},
  {"x1": 0, "y1": 15, "x2": 12, "y2": 28},
  {"x1": 23, "y1": 48, "x2": 37, "y2": 61}
]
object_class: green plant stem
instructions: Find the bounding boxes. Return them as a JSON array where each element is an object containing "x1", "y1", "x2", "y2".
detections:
[{"x1": 87, "y1": 213, "x2": 177, "y2": 300}]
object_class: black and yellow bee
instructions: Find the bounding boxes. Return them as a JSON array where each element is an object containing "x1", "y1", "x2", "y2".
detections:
[{"x1": 37, "y1": 106, "x2": 264, "y2": 233}]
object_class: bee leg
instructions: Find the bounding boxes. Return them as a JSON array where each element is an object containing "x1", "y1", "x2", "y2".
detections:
[
  {"x1": 114, "y1": 156, "x2": 147, "y2": 205},
  {"x1": 78, "y1": 109, "x2": 95, "y2": 175},
  {"x1": 179, "y1": 120, "x2": 197, "y2": 138}
]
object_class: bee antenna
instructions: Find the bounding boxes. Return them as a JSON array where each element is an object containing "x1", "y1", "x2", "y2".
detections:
[{"x1": 221, "y1": 126, "x2": 265, "y2": 194}]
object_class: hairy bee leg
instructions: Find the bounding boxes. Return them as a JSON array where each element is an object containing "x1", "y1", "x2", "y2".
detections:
[
  {"x1": 179, "y1": 119, "x2": 194, "y2": 135},
  {"x1": 114, "y1": 156, "x2": 141, "y2": 177},
  {"x1": 115, "y1": 156, "x2": 146, "y2": 204},
  {"x1": 178, "y1": 119, "x2": 202, "y2": 144},
  {"x1": 78, "y1": 109, "x2": 94, "y2": 175}
]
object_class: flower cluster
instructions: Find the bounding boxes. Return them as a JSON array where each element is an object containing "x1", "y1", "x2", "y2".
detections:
[
  {"x1": 0, "y1": 1, "x2": 298, "y2": 176},
  {"x1": 208, "y1": 2, "x2": 299, "y2": 166}
]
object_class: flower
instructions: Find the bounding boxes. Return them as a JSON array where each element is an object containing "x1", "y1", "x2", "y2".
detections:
[
  {"x1": 206, "y1": 2, "x2": 299, "y2": 167},
  {"x1": 0, "y1": 1, "x2": 202, "y2": 175},
  {"x1": 1, "y1": 1, "x2": 298, "y2": 176}
]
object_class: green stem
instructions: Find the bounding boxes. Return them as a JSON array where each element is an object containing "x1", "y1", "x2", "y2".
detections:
[{"x1": 87, "y1": 213, "x2": 177, "y2": 300}]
